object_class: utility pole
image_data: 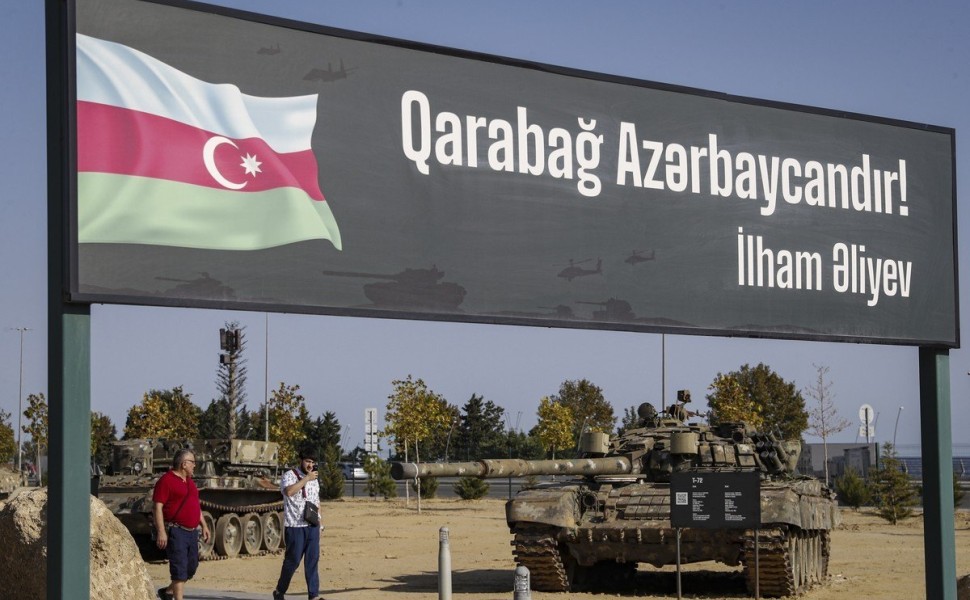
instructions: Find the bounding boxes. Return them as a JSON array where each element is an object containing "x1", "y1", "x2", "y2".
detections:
[{"x1": 9, "y1": 327, "x2": 32, "y2": 484}]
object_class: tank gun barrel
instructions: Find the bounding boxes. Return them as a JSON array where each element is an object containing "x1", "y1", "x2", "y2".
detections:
[
  {"x1": 321, "y1": 269, "x2": 394, "y2": 280},
  {"x1": 391, "y1": 456, "x2": 633, "y2": 480}
]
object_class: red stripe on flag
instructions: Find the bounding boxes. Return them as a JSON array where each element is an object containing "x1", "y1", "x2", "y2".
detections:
[{"x1": 77, "y1": 101, "x2": 325, "y2": 201}]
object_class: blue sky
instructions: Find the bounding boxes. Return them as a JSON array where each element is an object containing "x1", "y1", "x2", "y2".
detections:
[{"x1": 2, "y1": 1, "x2": 968, "y2": 452}]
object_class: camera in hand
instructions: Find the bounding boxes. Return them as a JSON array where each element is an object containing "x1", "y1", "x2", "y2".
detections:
[{"x1": 312, "y1": 465, "x2": 319, "y2": 472}]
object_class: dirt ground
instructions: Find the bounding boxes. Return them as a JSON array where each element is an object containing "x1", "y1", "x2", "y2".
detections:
[{"x1": 146, "y1": 497, "x2": 970, "y2": 600}]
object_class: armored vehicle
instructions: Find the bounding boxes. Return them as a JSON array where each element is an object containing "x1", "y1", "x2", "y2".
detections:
[
  {"x1": 97, "y1": 438, "x2": 284, "y2": 559},
  {"x1": 393, "y1": 397, "x2": 840, "y2": 597}
]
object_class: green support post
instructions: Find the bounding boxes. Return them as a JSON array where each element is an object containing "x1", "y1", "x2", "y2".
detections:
[
  {"x1": 47, "y1": 308, "x2": 91, "y2": 600},
  {"x1": 918, "y1": 347, "x2": 956, "y2": 600}
]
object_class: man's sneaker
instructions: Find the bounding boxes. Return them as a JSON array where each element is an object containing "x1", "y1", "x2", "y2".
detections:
[
  {"x1": 272, "y1": 590, "x2": 284, "y2": 600},
  {"x1": 157, "y1": 588, "x2": 172, "y2": 600}
]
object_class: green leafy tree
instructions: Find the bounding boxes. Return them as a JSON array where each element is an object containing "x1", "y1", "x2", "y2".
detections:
[
  {"x1": 706, "y1": 363, "x2": 808, "y2": 440},
  {"x1": 123, "y1": 387, "x2": 201, "y2": 439},
  {"x1": 834, "y1": 467, "x2": 871, "y2": 509},
  {"x1": 869, "y1": 443, "x2": 918, "y2": 524},
  {"x1": 216, "y1": 321, "x2": 248, "y2": 439},
  {"x1": 318, "y1": 444, "x2": 345, "y2": 500},
  {"x1": 23, "y1": 393, "x2": 49, "y2": 479},
  {"x1": 455, "y1": 394, "x2": 507, "y2": 460},
  {"x1": 0, "y1": 409, "x2": 16, "y2": 464},
  {"x1": 90, "y1": 411, "x2": 117, "y2": 468},
  {"x1": 804, "y1": 364, "x2": 851, "y2": 486},
  {"x1": 551, "y1": 379, "x2": 616, "y2": 446},
  {"x1": 382, "y1": 375, "x2": 452, "y2": 465},
  {"x1": 535, "y1": 396, "x2": 574, "y2": 459},
  {"x1": 261, "y1": 382, "x2": 311, "y2": 466},
  {"x1": 454, "y1": 476, "x2": 489, "y2": 500},
  {"x1": 363, "y1": 454, "x2": 397, "y2": 499}
]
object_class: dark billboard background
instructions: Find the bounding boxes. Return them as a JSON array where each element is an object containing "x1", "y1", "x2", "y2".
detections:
[{"x1": 71, "y1": 0, "x2": 958, "y2": 346}]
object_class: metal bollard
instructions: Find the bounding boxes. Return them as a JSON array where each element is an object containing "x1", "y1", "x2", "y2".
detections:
[
  {"x1": 513, "y1": 565, "x2": 531, "y2": 600},
  {"x1": 439, "y1": 527, "x2": 452, "y2": 600}
]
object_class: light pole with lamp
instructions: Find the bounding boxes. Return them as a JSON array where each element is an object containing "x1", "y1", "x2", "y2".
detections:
[
  {"x1": 11, "y1": 327, "x2": 31, "y2": 483},
  {"x1": 893, "y1": 406, "x2": 904, "y2": 448}
]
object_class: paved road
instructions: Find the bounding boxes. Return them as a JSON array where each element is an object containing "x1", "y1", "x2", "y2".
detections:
[{"x1": 342, "y1": 476, "x2": 527, "y2": 500}]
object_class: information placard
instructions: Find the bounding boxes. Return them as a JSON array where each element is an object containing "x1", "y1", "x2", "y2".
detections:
[{"x1": 670, "y1": 472, "x2": 761, "y2": 529}]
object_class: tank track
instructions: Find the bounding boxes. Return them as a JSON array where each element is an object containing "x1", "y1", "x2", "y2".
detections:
[
  {"x1": 742, "y1": 526, "x2": 830, "y2": 597},
  {"x1": 198, "y1": 499, "x2": 284, "y2": 561},
  {"x1": 200, "y1": 498, "x2": 283, "y2": 513},
  {"x1": 510, "y1": 526, "x2": 572, "y2": 592}
]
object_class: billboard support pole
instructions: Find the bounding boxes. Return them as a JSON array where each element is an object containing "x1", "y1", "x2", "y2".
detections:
[
  {"x1": 918, "y1": 347, "x2": 956, "y2": 600},
  {"x1": 48, "y1": 1, "x2": 92, "y2": 598}
]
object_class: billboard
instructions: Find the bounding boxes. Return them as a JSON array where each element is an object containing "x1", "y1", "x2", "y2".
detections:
[{"x1": 66, "y1": 0, "x2": 958, "y2": 346}]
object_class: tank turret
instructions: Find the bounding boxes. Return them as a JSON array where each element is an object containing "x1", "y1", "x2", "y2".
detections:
[
  {"x1": 392, "y1": 391, "x2": 838, "y2": 597},
  {"x1": 97, "y1": 438, "x2": 285, "y2": 561}
]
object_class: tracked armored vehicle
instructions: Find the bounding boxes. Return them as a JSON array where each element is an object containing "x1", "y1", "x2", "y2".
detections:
[
  {"x1": 97, "y1": 438, "x2": 284, "y2": 559},
  {"x1": 393, "y1": 396, "x2": 840, "y2": 597}
]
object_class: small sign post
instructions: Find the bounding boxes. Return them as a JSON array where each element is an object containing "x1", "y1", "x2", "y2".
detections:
[{"x1": 671, "y1": 472, "x2": 761, "y2": 599}]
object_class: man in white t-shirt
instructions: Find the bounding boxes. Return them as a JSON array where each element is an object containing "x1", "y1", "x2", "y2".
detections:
[{"x1": 273, "y1": 447, "x2": 322, "y2": 600}]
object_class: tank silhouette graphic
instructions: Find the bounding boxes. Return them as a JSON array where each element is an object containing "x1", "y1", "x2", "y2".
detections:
[
  {"x1": 577, "y1": 298, "x2": 636, "y2": 321},
  {"x1": 155, "y1": 273, "x2": 236, "y2": 300},
  {"x1": 392, "y1": 395, "x2": 839, "y2": 596},
  {"x1": 321, "y1": 265, "x2": 466, "y2": 310}
]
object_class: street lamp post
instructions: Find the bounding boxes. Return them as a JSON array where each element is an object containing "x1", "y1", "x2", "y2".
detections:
[
  {"x1": 893, "y1": 406, "x2": 904, "y2": 448},
  {"x1": 12, "y1": 327, "x2": 31, "y2": 483}
]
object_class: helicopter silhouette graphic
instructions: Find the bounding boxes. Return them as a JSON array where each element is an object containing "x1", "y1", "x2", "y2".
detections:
[
  {"x1": 256, "y1": 43, "x2": 281, "y2": 55},
  {"x1": 624, "y1": 249, "x2": 655, "y2": 265},
  {"x1": 556, "y1": 258, "x2": 602, "y2": 281}
]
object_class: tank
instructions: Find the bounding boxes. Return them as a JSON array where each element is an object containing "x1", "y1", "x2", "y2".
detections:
[
  {"x1": 96, "y1": 438, "x2": 285, "y2": 560},
  {"x1": 392, "y1": 397, "x2": 840, "y2": 597},
  {"x1": 321, "y1": 266, "x2": 466, "y2": 310}
]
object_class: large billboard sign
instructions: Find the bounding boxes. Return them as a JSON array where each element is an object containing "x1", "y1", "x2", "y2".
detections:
[{"x1": 65, "y1": 0, "x2": 958, "y2": 346}]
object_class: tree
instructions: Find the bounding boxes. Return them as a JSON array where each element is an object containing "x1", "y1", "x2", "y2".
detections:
[
  {"x1": 23, "y1": 393, "x2": 48, "y2": 481},
  {"x1": 216, "y1": 321, "x2": 248, "y2": 439},
  {"x1": 534, "y1": 396, "x2": 573, "y2": 459},
  {"x1": 318, "y1": 444, "x2": 345, "y2": 500},
  {"x1": 617, "y1": 405, "x2": 641, "y2": 436},
  {"x1": 0, "y1": 409, "x2": 16, "y2": 464},
  {"x1": 455, "y1": 394, "x2": 507, "y2": 460},
  {"x1": 834, "y1": 467, "x2": 871, "y2": 509},
  {"x1": 90, "y1": 412, "x2": 117, "y2": 467},
  {"x1": 381, "y1": 375, "x2": 452, "y2": 465},
  {"x1": 706, "y1": 363, "x2": 808, "y2": 440},
  {"x1": 362, "y1": 454, "x2": 397, "y2": 499},
  {"x1": 804, "y1": 364, "x2": 851, "y2": 486},
  {"x1": 262, "y1": 382, "x2": 311, "y2": 465},
  {"x1": 551, "y1": 379, "x2": 616, "y2": 447},
  {"x1": 123, "y1": 387, "x2": 202, "y2": 439},
  {"x1": 869, "y1": 443, "x2": 918, "y2": 525},
  {"x1": 303, "y1": 412, "x2": 343, "y2": 464},
  {"x1": 954, "y1": 472, "x2": 966, "y2": 509}
]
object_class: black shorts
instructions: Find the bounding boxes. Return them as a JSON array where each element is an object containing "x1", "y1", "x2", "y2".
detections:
[{"x1": 166, "y1": 526, "x2": 199, "y2": 581}]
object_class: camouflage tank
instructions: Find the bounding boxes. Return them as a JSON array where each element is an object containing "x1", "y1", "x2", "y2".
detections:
[
  {"x1": 392, "y1": 394, "x2": 840, "y2": 597},
  {"x1": 96, "y1": 438, "x2": 284, "y2": 559}
]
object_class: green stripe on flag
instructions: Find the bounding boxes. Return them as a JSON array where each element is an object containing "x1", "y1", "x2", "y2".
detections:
[{"x1": 79, "y1": 173, "x2": 342, "y2": 251}]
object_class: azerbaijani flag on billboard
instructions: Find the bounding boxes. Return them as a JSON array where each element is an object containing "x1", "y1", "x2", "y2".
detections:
[{"x1": 75, "y1": 34, "x2": 342, "y2": 251}]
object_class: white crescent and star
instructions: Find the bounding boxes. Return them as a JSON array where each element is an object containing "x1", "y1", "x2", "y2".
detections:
[{"x1": 203, "y1": 136, "x2": 262, "y2": 190}]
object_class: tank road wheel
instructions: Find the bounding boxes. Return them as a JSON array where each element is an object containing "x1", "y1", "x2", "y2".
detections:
[
  {"x1": 198, "y1": 511, "x2": 216, "y2": 559},
  {"x1": 241, "y1": 513, "x2": 263, "y2": 555},
  {"x1": 261, "y1": 511, "x2": 284, "y2": 552},
  {"x1": 744, "y1": 527, "x2": 829, "y2": 598},
  {"x1": 215, "y1": 513, "x2": 244, "y2": 557}
]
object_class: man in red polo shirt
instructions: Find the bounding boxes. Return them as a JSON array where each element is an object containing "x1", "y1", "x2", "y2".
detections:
[{"x1": 153, "y1": 448, "x2": 211, "y2": 600}]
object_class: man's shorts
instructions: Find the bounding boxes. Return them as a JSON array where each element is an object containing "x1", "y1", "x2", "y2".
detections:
[{"x1": 166, "y1": 526, "x2": 200, "y2": 581}]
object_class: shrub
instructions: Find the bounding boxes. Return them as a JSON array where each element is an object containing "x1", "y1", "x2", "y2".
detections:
[
  {"x1": 362, "y1": 455, "x2": 397, "y2": 499},
  {"x1": 869, "y1": 443, "x2": 918, "y2": 524},
  {"x1": 410, "y1": 476, "x2": 438, "y2": 499},
  {"x1": 454, "y1": 475, "x2": 489, "y2": 500},
  {"x1": 834, "y1": 468, "x2": 870, "y2": 509}
]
